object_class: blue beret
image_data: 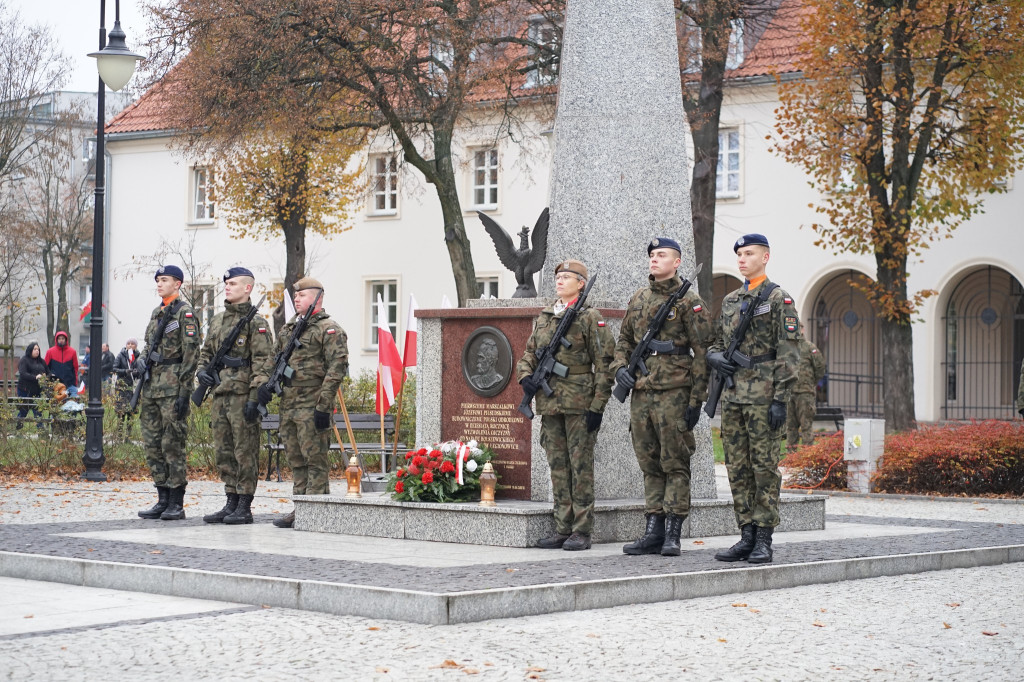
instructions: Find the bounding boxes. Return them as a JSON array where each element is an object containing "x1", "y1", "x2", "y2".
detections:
[
  {"x1": 223, "y1": 266, "x2": 255, "y2": 282},
  {"x1": 733, "y1": 234, "x2": 770, "y2": 252},
  {"x1": 155, "y1": 265, "x2": 184, "y2": 282},
  {"x1": 647, "y1": 237, "x2": 682, "y2": 255}
]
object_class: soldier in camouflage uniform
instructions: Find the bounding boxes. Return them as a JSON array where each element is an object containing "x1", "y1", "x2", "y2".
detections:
[
  {"x1": 709, "y1": 234, "x2": 800, "y2": 564},
  {"x1": 256, "y1": 277, "x2": 348, "y2": 528},
  {"x1": 516, "y1": 260, "x2": 614, "y2": 551},
  {"x1": 612, "y1": 238, "x2": 713, "y2": 557},
  {"x1": 786, "y1": 324, "x2": 826, "y2": 451},
  {"x1": 197, "y1": 267, "x2": 274, "y2": 525},
  {"x1": 137, "y1": 265, "x2": 201, "y2": 521}
]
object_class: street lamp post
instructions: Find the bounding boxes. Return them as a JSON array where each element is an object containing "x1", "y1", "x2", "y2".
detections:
[{"x1": 82, "y1": 0, "x2": 143, "y2": 481}]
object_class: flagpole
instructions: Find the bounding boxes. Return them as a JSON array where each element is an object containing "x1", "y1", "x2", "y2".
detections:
[
  {"x1": 330, "y1": 390, "x2": 364, "y2": 484},
  {"x1": 378, "y1": 362, "x2": 386, "y2": 452},
  {"x1": 391, "y1": 366, "x2": 407, "y2": 464}
]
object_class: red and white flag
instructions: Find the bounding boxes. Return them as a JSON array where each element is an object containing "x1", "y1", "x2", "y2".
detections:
[
  {"x1": 402, "y1": 294, "x2": 419, "y2": 368},
  {"x1": 375, "y1": 294, "x2": 404, "y2": 415},
  {"x1": 79, "y1": 300, "x2": 92, "y2": 321}
]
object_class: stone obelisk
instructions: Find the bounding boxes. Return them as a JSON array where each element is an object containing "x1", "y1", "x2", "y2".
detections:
[{"x1": 540, "y1": 0, "x2": 716, "y2": 500}]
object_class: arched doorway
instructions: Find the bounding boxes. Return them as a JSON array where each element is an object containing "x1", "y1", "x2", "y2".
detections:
[
  {"x1": 711, "y1": 273, "x2": 742, "y2": 322},
  {"x1": 942, "y1": 266, "x2": 1024, "y2": 420},
  {"x1": 807, "y1": 270, "x2": 882, "y2": 417}
]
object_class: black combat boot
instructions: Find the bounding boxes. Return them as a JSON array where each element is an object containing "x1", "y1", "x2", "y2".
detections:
[
  {"x1": 203, "y1": 493, "x2": 239, "y2": 524},
  {"x1": 138, "y1": 486, "x2": 170, "y2": 519},
  {"x1": 661, "y1": 514, "x2": 685, "y2": 556},
  {"x1": 537, "y1": 533, "x2": 571, "y2": 549},
  {"x1": 622, "y1": 513, "x2": 666, "y2": 555},
  {"x1": 746, "y1": 526, "x2": 774, "y2": 564},
  {"x1": 714, "y1": 523, "x2": 756, "y2": 562},
  {"x1": 273, "y1": 511, "x2": 295, "y2": 528},
  {"x1": 159, "y1": 486, "x2": 187, "y2": 520},
  {"x1": 224, "y1": 494, "x2": 254, "y2": 525},
  {"x1": 562, "y1": 532, "x2": 592, "y2": 551}
]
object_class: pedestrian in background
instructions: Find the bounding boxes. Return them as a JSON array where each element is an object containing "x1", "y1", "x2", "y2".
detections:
[
  {"x1": 786, "y1": 323, "x2": 826, "y2": 451},
  {"x1": 16, "y1": 342, "x2": 48, "y2": 430},
  {"x1": 112, "y1": 338, "x2": 140, "y2": 434},
  {"x1": 45, "y1": 330, "x2": 79, "y2": 397}
]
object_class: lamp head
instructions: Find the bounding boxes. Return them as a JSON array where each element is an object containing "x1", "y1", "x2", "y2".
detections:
[{"x1": 88, "y1": 20, "x2": 143, "y2": 92}]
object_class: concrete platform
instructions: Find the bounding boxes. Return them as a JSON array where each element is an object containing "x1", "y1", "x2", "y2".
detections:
[{"x1": 292, "y1": 493, "x2": 827, "y2": 547}]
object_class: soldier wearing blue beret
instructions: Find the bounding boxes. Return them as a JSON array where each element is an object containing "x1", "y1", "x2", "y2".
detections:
[
  {"x1": 137, "y1": 265, "x2": 201, "y2": 520},
  {"x1": 710, "y1": 234, "x2": 801, "y2": 563},
  {"x1": 613, "y1": 237, "x2": 713, "y2": 557},
  {"x1": 197, "y1": 266, "x2": 274, "y2": 525}
]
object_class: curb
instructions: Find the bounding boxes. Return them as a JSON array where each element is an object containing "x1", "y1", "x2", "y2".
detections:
[
  {"x1": 783, "y1": 488, "x2": 1024, "y2": 505},
  {"x1": 2, "y1": 544, "x2": 1021, "y2": 625}
]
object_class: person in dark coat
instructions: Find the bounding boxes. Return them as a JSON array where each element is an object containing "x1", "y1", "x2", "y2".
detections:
[
  {"x1": 101, "y1": 343, "x2": 116, "y2": 385},
  {"x1": 16, "y1": 342, "x2": 48, "y2": 429},
  {"x1": 112, "y1": 337, "x2": 141, "y2": 433}
]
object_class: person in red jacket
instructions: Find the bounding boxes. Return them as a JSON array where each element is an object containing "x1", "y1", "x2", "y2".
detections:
[{"x1": 45, "y1": 330, "x2": 80, "y2": 396}]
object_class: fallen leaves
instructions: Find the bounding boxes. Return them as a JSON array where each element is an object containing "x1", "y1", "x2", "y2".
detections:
[
  {"x1": 717, "y1": 638, "x2": 727, "y2": 643},
  {"x1": 813, "y1": 621, "x2": 826, "y2": 627},
  {"x1": 982, "y1": 631, "x2": 998, "y2": 636},
  {"x1": 946, "y1": 602, "x2": 961, "y2": 608},
  {"x1": 692, "y1": 540, "x2": 705, "y2": 545},
  {"x1": 149, "y1": 550, "x2": 163, "y2": 555},
  {"x1": 731, "y1": 602, "x2": 747, "y2": 608},
  {"x1": 432, "y1": 661, "x2": 461, "y2": 670},
  {"x1": 943, "y1": 622, "x2": 952, "y2": 629},
  {"x1": 368, "y1": 626, "x2": 381, "y2": 631},
  {"x1": 375, "y1": 667, "x2": 390, "y2": 674}
]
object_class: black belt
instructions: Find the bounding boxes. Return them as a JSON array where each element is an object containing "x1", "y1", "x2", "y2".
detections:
[
  {"x1": 220, "y1": 356, "x2": 250, "y2": 368},
  {"x1": 648, "y1": 345, "x2": 690, "y2": 356},
  {"x1": 732, "y1": 350, "x2": 777, "y2": 368},
  {"x1": 155, "y1": 357, "x2": 182, "y2": 366}
]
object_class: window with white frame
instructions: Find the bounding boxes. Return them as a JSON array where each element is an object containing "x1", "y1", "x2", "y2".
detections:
[
  {"x1": 525, "y1": 17, "x2": 560, "y2": 88},
  {"x1": 368, "y1": 279, "x2": 398, "y2": 347},
  {"x1": 191, "y1": 283, "x2": 217, "y2": 334},
  {"x1": 472, "y1": 148, "x2": 499, "y2": 209},
  {"x1": 716, "y1": 128, "x2": 741, "y2": 199},
  {"x1": 192, "y1": 167, "x2": 215, "y2": 221},
  {"x1": 477, "y1": 276, "x2": 499, "y2": 299},
  {"x1": 370, "y1": 155, "x2": 399, "y2": 215}
]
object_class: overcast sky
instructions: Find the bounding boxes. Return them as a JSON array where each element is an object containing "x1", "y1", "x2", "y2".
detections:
[{"x1": 15, "y1": 0, "x2": 156, "y2": 93}]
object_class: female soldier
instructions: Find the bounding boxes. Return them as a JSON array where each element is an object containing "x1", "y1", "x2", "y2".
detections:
[{"x1": 516, "y1": 260, "x2": 614, "y2": 551}]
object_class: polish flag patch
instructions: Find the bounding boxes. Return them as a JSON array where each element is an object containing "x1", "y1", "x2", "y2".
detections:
[
  {"x1": 597, "y1": 321, "x2": 606, "y2": 327},
  {"x1": 184, "y1": 312, "x2": 193, "y2": 318},
  {"x1": 783, "y1": 297, "x2": 793, "y2": 305},
  {"x1": 692, "y1": 304, "x2": 703, "y2": 313},
  {"x1": 257, "y1": 327, "x2": 267, "y2": 334},
  {"x1": 326, "y1": 328, "x2": 337, "y2": 335}
]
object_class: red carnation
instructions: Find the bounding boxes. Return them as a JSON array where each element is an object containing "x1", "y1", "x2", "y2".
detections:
[
  {"x1": 405, "y1": 452, "x2": 413, "y2": 460},
  {"x1": 422, "y1": 471, "x2": 434, "y2": 484},
  {"x1": 412, "y1": 455, "x2": 426, "y2": 467},
  {"x1": 408, "y1": 464, "x2": 420, "y2": 476},
  {"x1": 396, "y1": 469, "x2": 405, "y2": 478},
  {"x1": 440, "y1": 460, "x2": 455, "y2": 474},
  {"x1": 395, "y1": 481, "x2": 404, "y2": 493},
  {"x1": 430, "y1": 449, "x2": 443, "y2": 458},
  {"x1": 417, "y1": 447, "x2": 428, "y2": 455}
]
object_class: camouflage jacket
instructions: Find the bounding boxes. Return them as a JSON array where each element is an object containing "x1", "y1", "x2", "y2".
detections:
[
  {"x1": 197, "y1": 300, "x2": 274, "y2": 400},
  {"x1": 611, "y1": 275, "x2": 713, "y2": 404},
  {"x1": 709, "y1": 278, "x2": 800, "y2": 405},
  {"x1": 140, "y1": 297, "x2": 201, "y2": 400},
  {"x1": 255, "y1": 309, "x2": 349, "y2": 412},
  {"x1": 792, "y1": 337, "x2": 826, "y2": 395},
  {"x1": 515, "y1": 302, "x2": 615, "y2": 415}
]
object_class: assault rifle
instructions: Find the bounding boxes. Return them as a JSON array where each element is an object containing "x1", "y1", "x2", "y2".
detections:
[
  {"x1": 612, "y1": 264, "x2": 702, "y2": 403},
  {"x1": 257, "y1": 288, "x2": 323, "y2": 417},
  {"x1": 518, "y1": 274, "x2": 598, "y2": 419},
  {"x1": 703, "y1": 282, "x2": 779, "y2": 417},
  {"x1": 191, "y1": 294, "x2": 266, "y2": 407},
  {"x1": 128, "y1": 299, "x2": 182, "y2": 410}
]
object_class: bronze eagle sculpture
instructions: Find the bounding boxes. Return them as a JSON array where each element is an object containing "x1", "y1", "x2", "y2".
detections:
[{"x1": 477, "y1": 208, "x2": 549, "y2": 298}]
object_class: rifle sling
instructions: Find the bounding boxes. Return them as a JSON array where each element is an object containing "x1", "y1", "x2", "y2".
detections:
[
  {"x1": 219, "y1": 356, "x2": 249, "y2": 368},
  {"x1": 154, "y1": 357, "x2": 183, "y2": 366},
  {"x1": 648, "y1": 345, "x2": 690, "y2": 356}
]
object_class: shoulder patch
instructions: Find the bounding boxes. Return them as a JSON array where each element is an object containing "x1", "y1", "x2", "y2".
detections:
[
  {"x1": 692, "y1": 304, "x2": 703, "y2": 313},
  {"x1": 811, "y1": 348, "x2": 818, "y2": 353},
  {"x1": 597, "y1": 320, "x2": 606, "y2": 327},
  {"x1": 185, "y1": 323, "x2": 197, "y2": 337},
  {"x1": 783, "y1": 297, "x2": 793, "y2": 305},
  {"x1": 184, "y1": 312, "x2": 193, "y2": 318},
  {"x1": 326, "y1": 328, "x2": 337, "y2": 335},
  {"x1": 257, "y1": 327, "x2": 268, "y2": 334},
  {"x1": 784, "y1": 316, "x2": 797, "y2": 332}
]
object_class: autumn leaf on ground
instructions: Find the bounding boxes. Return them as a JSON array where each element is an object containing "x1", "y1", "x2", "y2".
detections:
[
  {"x1": 149, "y1": 550, "x2": 163, "y2": 555},
  {"x1": 277, "y1": 498, "x2": 289, "y2": 503},
  {"x1": 943, "y1": 622, "x2": 952, "y2": 629},
  {"x1": 813, "y1": 621, "x2": 825, "y2": 627},
  {"x1": 433, "y1": 660, "x2": 462, "y2": 669},
  {"x1": 506, "y1": 568, "x2": 517, "y2": 573},
  {"x1": 731, "y1": 603, "x2": 747, "y2": 607},
  {"x1": 946, "y1": 603, "x2": 961, "y2": 608},
  {"x1": 526, "y1": 675, "x2": 544, "y2": 681},
  {"x1": 375, "y1": 667, "x2": 390, "y2": 673},
  {"x1": 463, "y1": 669, "x2": 479, "y2": 675},
  {"x1": 749, "y1": 608, "x2": 760, "y2": 613},
  {"x1": 692, "y1": 540, "x2": 704, "y2": 545},
  {"x1": 982, "y1": 631, "x2": 998, "y2": 636},
  {"x1": 586, "y1": 633, "x2": 600, "y2": 638},
  {"x1": 483, "y1": 662, "x2": 494, "y2": 667},
  {"x1": 24, "y1": 615, "x2": 33, "y2": 619},
  {"x1": 718, "y1": 638, "x2": 727, "y2": 643},
  {"x1": 368, "y1": 626, "x2": 380, "y2": 631},
  {"x1": 526, "y1": 667, "x2": 546, "y2": 673}
]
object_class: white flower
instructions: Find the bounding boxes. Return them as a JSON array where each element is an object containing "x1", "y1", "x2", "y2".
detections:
[
  {"x1": 466, "y1": 459, "x2": 478, "y2": 473},
  {"x1": 467, "y1": 440, "x2": 478, "y2": 449}
]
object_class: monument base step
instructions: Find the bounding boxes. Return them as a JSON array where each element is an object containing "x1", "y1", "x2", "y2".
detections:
[{"x1": 293, "y1": 493, "x2": 826, "y2": 548}]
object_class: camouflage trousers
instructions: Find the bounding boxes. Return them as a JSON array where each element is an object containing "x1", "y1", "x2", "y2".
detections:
[
  {"x1": 210, "y1": 392, "x2": 260, "y2": 495},
  {"x1": 786, "y1": 392, "x2": 816, "y2": 450},
  {"x1": 139, "y1": 393, "x2": 188, "y2": 488},
  {"x1": 539, "y1": 413, "x2": 596, "y2": 535},
  {"x1": 629, "y1": 387, "x2": 694, "y2": 516},
  {"x1": 280, "y1": 405, "x2": 330, "y2": 496},
  {"x1": 722, "y1": 401, "x2": 783, "y2": 528}
]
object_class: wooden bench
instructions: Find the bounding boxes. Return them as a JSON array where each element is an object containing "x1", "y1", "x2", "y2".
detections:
[
  {"x1": 813, "y1": 406, "x2": 845, "y2": 431},
  {"x1": 259, "y1": 412, "x2": 406, "y2": 482},
  {"x1": 3, "y1": 397, "x2": 59, "y2": 430}
]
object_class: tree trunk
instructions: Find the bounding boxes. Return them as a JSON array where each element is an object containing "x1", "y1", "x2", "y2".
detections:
[
  {"x1": 433, "y1": 130, "x2": 477, "y2": 306},
  {"x1": 273, "y1": 213, "x2": 307, "y2": 333},
  {"x1": 42, "y1": 247, "x2": 56, "y2": 341},
  {"x1": 876, "y1": 252, "x2": 917, "y2": 432}
]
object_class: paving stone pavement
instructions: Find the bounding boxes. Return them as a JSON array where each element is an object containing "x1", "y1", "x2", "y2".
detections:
[{"x1": 0, "y1": 563, "x2": 1020, "y2": 681}]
